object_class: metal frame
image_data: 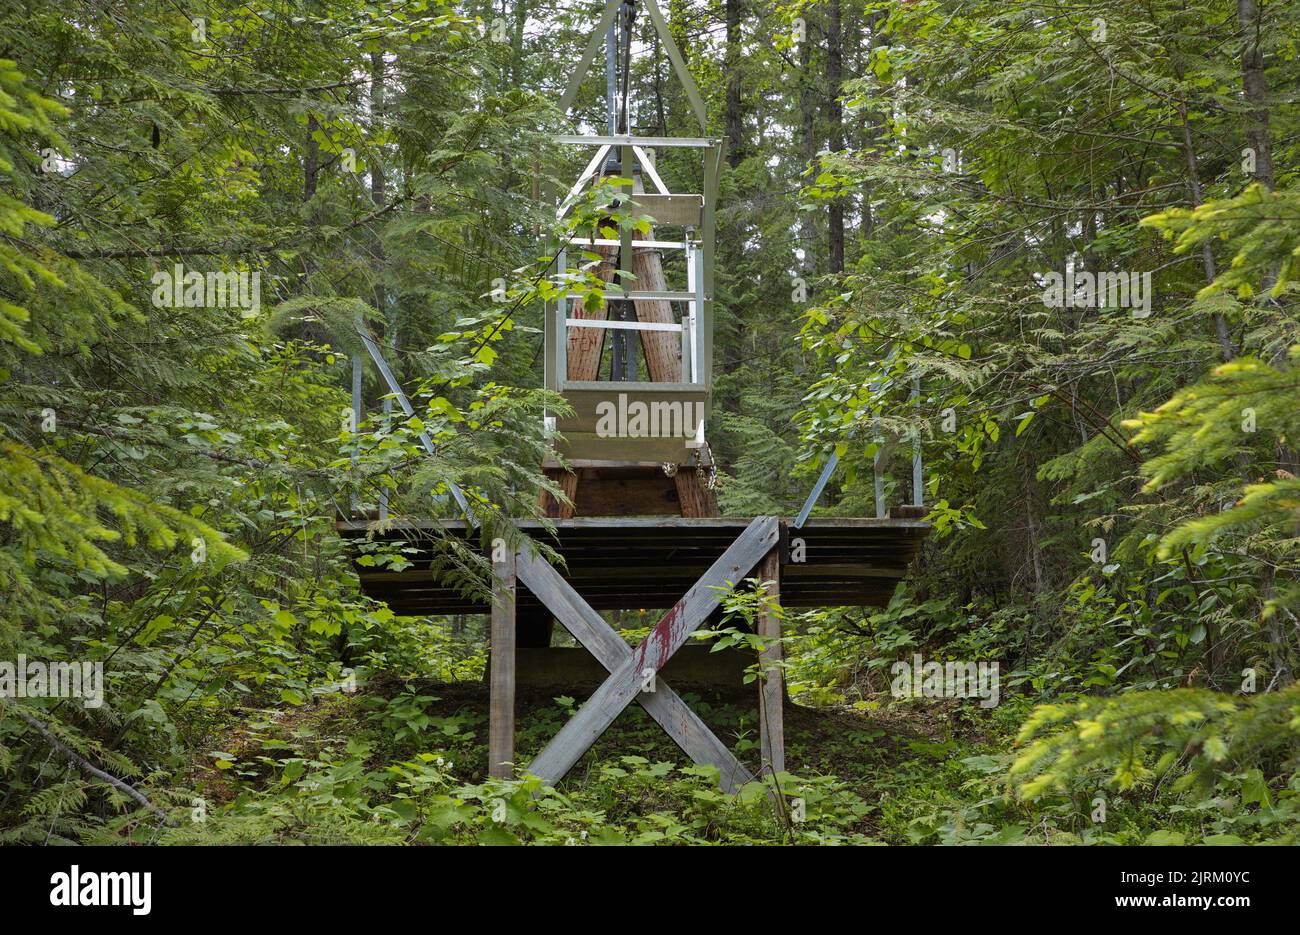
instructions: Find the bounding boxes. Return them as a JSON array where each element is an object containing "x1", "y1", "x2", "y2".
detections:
[
  {"x1": 546, "y1": 0, "x2": 720, "y2": 420},
  {"x1": 548, "y1": 226, "x2": 712, "y2": 395}
]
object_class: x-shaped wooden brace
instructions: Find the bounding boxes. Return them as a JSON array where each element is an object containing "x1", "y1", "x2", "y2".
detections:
[{"x1": 513, "y1": 516, "x2": 779, "y2": 792}]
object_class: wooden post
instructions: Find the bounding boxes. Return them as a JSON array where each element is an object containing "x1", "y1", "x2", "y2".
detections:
[
  {"x1": 539, "y1": 467, "x2": 580, "y2": 518},
  {"x1": 489, "y1": 550, "x2": 517, "y2": 779},
  {"x1": 757, "y1": 548, "x2": 784, "y2": 778}
]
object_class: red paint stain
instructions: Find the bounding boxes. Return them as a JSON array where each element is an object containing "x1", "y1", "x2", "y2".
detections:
[{"x1": 635, "y1": 602, "x2": 683, "y2": 672}]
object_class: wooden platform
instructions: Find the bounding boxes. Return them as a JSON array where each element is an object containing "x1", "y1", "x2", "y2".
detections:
[{"x1": 338, "y1": 516, "x2": 930, "y2": 615}]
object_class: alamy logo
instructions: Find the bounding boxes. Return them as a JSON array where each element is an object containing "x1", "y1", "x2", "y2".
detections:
[
  {"x1": 50, "y1": 865, "x2": 151, "y2": 915},
  {"x1": 1040, "y1": 269, "x2": 1151, "y2": 318},
  {"x1": 890, "y1": 654, "x2": 1000, "y2": 708},
  {"x1": 595, "y1": 393, "x2": 703, "y2": 439},
  {"x1": 151, "y1": 264, "x2": 261, "y2": 313},
  {"x1": 0, "y1": 656, "x2": 102, "y2": 709}
]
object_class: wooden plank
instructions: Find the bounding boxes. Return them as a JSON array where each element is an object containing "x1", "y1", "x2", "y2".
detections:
[
  {"x1": 633, "y1": 193, "x2": 704, "y2": 228},
  {"x1": 560, "y1": 380, "x2": 706, "y2": 397},
  {"x1": 338, "y1": 515, "x2": 933, "y2": 533},
  {"x1": 757, "y1": 549, "x2": 785, "y2": 778},
  {"x1": 515, "y1": 548, "x2": 754, "y2": 791},
  {"x1": 553, "y1": 384, "x2": 708, "y2": 441},
  {"x1": 488, "y1": 550, "x2": 517, "y2": 779},
  {"x1": 366, "y1": 562, "x2": 907, "y2": 584},
  {"x1": 554, "y1": 433, "x2": 696, "y2": 464},
  {"x1": 542, "y1": 458, "x2": 702, "y2": 470},
  {"x1": 525, "y1": 516, "x2": 779, "y2": 785}
]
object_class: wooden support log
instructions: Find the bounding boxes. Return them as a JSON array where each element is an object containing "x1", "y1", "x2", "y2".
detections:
[
  {"x1": 539, "y1": 466, "x2": 579, "y2": 518},
  {"x1": 629, "y1": 176, "x2": 687, "y2": 386},
  {"x1": 488, "y1": 550, "x2": 517, "y2": 779},
  {"x1": 757, "y1": 548, "x2": 785, "y2": 778},
  {"x1": 566, "y1": 243, "x2": 617, "y2": 381},
  {"x1": 631, "y1": 245, "x2": 683, "y2": 382},
  {"x1": 525, "y1": 516, "x2": 779, "y2": 786},
  {"x1": 514, "y1": 548, "x2": 753, "y2": 792},
  {"x1": 673, "y1": 466, "x2": 716, "y2": 516},
  {"x1": 674, "y1": 443, "x2": 718, "y2": 516}
]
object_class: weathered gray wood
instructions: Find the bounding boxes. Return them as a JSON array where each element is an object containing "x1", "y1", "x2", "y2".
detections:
[
  {"x1": 526, "y1": 516, "x2": 779, "y2": 785},
  {"x1": 757, "y1": 549, "x2": 785, "y2": 778},
  {"x1": 488, "y1": 551, "x2": 517, "y2": 779},
  {"x1": 515, "y1": 548, "x2": 753, "y2": 792},
  {"x1": 366, "y1": 562, "x2": 902, "y2": 586},
  {"x1": 337, "y1": 515, "x2": 932, "y2": 533}
]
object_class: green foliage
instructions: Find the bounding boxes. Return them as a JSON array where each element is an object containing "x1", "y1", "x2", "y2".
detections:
[{"x1": 2, "y1": 0, "x2": 1298, "y2": 846}]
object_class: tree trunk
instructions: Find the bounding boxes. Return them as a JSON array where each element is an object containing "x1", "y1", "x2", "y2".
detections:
[
  {"x1": 1237, "y1": 0, "x2": 1274, "y2": 190},
  {"x1": 304, "y1": 114, "x2": 319, "y2": 202},
  {"x1": 724, "y1": 0, "x2": 744, "y2": 168},
  {"x1": 826, "y1": 0, "x2": 845, "y2": 274},
  {"x1": 1172, "y1": 59, "x2": 1235, "y2": 361}
]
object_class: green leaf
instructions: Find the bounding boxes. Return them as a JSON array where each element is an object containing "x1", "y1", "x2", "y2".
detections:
[{"x1": 1143, "y1": 830, "x2": 1186, "y2": 846}]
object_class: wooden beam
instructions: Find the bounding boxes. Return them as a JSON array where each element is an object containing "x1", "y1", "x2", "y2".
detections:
[
  {"x1": 566, "y1": 244, "x2": 617, "y2": 381},
  {"x1": 525, "y1": 516, "x2": 779, "y2": 785},
  {"x1": 338, "y1": 515, "x2": 932, "y2": 533},
  {"x1": 488, "y1": 550, "x2": 517, "y2": 779},
  {"x1": 514, "y1": 549, "x2": 753, "y2": 791},
  {"x1": 757, "y1": 549, "x2": 785, "y2": 778},
  {"x1": 674, "y1": 442, "x2": 718, "y2": 516}
]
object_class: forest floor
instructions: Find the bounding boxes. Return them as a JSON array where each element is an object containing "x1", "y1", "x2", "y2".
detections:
[{"x1": 178, "y1": 672, "x2": 1087, "y2": 845}]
